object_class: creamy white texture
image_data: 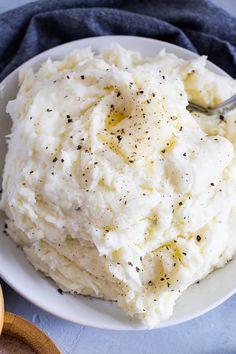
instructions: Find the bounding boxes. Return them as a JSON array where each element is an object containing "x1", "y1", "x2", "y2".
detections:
[{"x1": 1, "y1": 45, "x2": 236, "y2": 328}]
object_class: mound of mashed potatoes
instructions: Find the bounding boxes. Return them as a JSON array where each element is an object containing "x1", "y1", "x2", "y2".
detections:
[{"x1": 1, "y1": 44, "x2": 236, "y2": 328}]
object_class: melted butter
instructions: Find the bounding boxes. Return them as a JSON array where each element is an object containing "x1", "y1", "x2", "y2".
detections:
[
  {"x1": 106, "y1": 111, "x2": 127, "y2": 129},
  {"x1": 103, "y1": 226, "x2": 117, "y2": 233},
  {"x1": 152, "y1": 239, "x2": 186, "y2": 267},
  {"x1": 98, "y1": 179, "x2": 116, "y2": 192},
  {"x1": 103, "y1": 85, "x2": 114, "y2": 93},
  {"x1": 97, "y1": 132, "x2": 131, "y2": 164},
  {"x1": 140, "y1": 182, "x2": 154, "y2": 191},
  {"x1": 112, "y1": 249, "x2": 121, "y2": 262},
  {"x1": 165, "y1": 138, "x2": 176, "y2": 152},
  {"x1": 175, "y1": 247, "x2": 186, "y2": 267},
  {"x1": 97, "y1": 110, "x2": 133, "y2": 164}
]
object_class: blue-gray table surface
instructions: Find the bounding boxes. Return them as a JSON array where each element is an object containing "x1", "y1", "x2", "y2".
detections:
[{"x1": 1, "y1": 1, "x2": 236, "y2": 353}]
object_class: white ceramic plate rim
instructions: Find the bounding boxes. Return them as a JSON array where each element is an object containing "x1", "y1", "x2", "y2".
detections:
[{"x1": 0, "y1": 36, "x2": 235, "y2": 330}]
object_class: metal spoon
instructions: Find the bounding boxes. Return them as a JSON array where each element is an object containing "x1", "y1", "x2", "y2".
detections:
[{"x1": 187, "y1": 94, "x2": 236, "y2": 116}]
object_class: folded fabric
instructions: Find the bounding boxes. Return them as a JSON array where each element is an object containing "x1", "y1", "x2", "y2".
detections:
[{"x1": 0, "y1": 0, "x2": 236, "y2": 82}]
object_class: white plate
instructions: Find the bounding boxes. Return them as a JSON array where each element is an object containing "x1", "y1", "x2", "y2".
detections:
[{"x1": 0, "y1": 36, "x2": 235, "y2": 330}]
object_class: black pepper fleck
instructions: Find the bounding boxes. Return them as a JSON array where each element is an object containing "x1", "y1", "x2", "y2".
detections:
[{"x1": 219, "y1": 114, "x2": 225, "y2": 122}]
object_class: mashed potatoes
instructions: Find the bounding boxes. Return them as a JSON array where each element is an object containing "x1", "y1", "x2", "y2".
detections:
[{"x1": 1, "y1": 44, "x2": 236, "y2": 328}]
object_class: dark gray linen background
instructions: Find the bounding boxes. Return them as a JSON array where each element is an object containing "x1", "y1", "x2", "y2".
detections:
[{"x1": 0, "y1": 0, "x2": 236, "y2": 82}]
